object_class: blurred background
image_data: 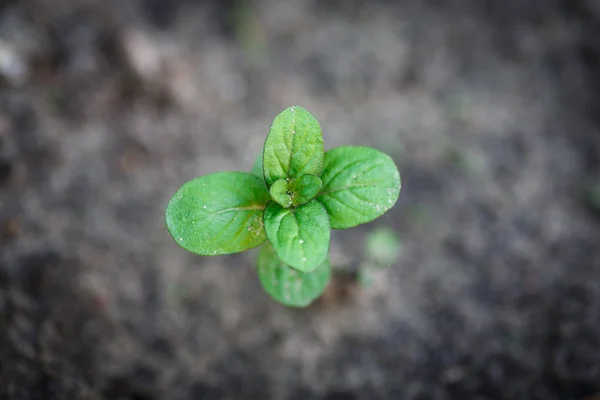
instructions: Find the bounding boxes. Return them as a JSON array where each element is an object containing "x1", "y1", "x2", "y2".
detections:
[{"x1": 1, "y1": 0, "x2": 600, "y2": 399}]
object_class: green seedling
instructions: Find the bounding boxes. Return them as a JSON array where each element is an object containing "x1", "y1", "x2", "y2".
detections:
[
  {"x1": 358, "y1": 227, "x2": 401, "y2": 288},
  {"x1": 165, "y1": 105, "x2": 401, "y2": 307},
  {"x1": 585, "y1": 181, "x2": 600, "y2": 213},
  {"x1": 365, "y1": 227, "x2": 401, "y2": 268}
]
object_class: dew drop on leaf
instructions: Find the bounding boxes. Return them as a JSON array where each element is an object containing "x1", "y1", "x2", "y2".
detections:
[{"x1": 299, "y1": 239, "x2": 304, "y2": 244}]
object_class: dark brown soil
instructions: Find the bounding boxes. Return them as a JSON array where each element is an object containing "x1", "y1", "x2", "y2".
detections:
[{"x1": 1, "y1": 0, "x2": 600, "y2": 399}]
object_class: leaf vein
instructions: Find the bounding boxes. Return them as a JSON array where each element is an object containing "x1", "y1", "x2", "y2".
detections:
[
  {"x1": 321, "y1": 158, "x2": 371, "y2": 189},
  {"x1": 207, "y1": 204, "x2": 265, "y2": 215},
  {"x1": 325, "y1": 193, "x2": 366, "y2": 216},
  {"x1": 272, "y1": 148, "x2": 289, "y2": 179},
  {"x1": 320, "y1": 181, "x2": 391, "y2": 196},
  {"x1": 286, "y1": 106, "x2": 297, "y2": 178},
  {"x1": 231, "y1": 212, "x2": 255, "y2": 242}
]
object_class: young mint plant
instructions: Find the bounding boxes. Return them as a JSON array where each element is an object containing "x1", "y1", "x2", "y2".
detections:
[{"x1": 165, "y1": 105, "x2": 401, "y2": 307}]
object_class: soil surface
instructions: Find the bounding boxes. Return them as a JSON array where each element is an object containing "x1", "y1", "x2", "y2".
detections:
[{"x1": 1, "y1": 1, "x2": 600, "y2": 399}]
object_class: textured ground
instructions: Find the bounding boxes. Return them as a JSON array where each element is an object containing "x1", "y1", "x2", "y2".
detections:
[{"x1": 1, "y1": 0, "x2": 600, "y2": 399}]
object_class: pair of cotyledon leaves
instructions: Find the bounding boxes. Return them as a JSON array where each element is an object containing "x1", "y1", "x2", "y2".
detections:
[{"x1": 166, "y1": 106, "x2": 400, "y2": 306}]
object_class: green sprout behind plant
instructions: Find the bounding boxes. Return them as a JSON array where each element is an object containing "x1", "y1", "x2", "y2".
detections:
[
  {"x1": 365, "y1": 227, "x2": 401, "y2": 268},
  {"x1": 165, "y1": 106, "x2": 401, "y2": 307},
  {"x1": 358, "y1": 227, "x2": 401, "y2": 288},
  {"x1": 585, "y1": 181, "x2": 600, "y2": 213}
]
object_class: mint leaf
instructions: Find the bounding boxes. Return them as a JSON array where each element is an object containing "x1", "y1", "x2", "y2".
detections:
[
  {"x1": 289, "y1": 174, "x2": 322, "y2": 206},
  {"x1": 269, "y1": 178, "x2": 292, "y2": 208},
  {"x1": 268, "y1": 175, "x2": 322, "y2": 208},
  {"x1": 166, "y1": 172, "x2": 270, "y2": 255},
  {"x1": 262, "y1": 105, "x2": 324, "y2": 187},
  {"x1": 257, "y1": 243, "x2": 330, "y2": 307},
  {"x1": 263, "y1": 200, "x2": 330, "y2": 272},
  {"x1": 318, "y1": 146, "x2": 400, "y2": 229}
]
